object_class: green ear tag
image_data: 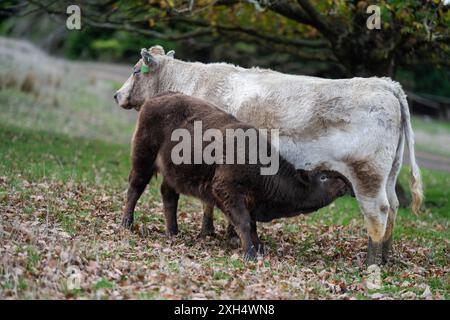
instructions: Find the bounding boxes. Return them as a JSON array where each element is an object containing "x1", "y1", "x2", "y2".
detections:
[{"x1": 141, "y1": 64, "x2": 150, "y2": 74}]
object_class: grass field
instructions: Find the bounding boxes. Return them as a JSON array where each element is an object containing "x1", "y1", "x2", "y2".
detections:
[
  {"x1": 0, "y1": 44, "x2": 449, "y2": 299},
  {"x1": 1, "y1": 123, "x2": 449, "y2": 299}
]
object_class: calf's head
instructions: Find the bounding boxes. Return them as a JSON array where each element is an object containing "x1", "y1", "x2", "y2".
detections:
[
  {"x1": 296, "y1": 170, "x2": 352, "y2": 211},
  {"x1": 114, "y1": 46, "x2": 175, "y2": 109}
]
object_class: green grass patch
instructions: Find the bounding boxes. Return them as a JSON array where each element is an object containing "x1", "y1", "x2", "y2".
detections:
[{"x1": 0, "y1": 124, "x2": 130, "y2": 186}]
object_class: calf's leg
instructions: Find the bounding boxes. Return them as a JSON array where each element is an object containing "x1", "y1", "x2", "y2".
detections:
[
  {"x1": 251, "y1": 220, "x2": 264, "y2": 254},
  {"x1": 226, "y1": 206, "x2": 257, "y2": 260},
  {"x1": 213, "y1": 180, "x2": 257, "y2": 259},
  {"x1": 122, "y1": 165, "x2": 154, "y2": 229},
  {"x1": 160, "y1": 180, "x2": 180, "y2": 237},
  {"x1": 225, "y1": 223, "x2": 240, "y2": 248},
  {"x1": 122, "y1": 130, "x2": 157, "y2": 229},
  {"x1": 198, "y1": 203, "x2": 216, "y2": 238}
]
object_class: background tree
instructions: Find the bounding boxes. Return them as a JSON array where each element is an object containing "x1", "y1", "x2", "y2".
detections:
[{"x1": 2, "y1": 0, "x2": 447, "y2": 77}]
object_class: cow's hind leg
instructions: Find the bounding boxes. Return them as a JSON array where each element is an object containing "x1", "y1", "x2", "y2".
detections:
[
  {"x1": 381, "y1": 179, "x2": 400, "y2": 264},
  {"x1": 382, "y1": 134, "x2": 404, "y2": 264},
  {"x1": 346, "y1": 159, "x2": 391, "y2": 265},
  {"x1": 361, "y1": 193, "x2": 390, "y2": 266}
]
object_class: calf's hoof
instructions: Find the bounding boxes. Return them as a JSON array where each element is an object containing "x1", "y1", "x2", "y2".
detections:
[
  {"x1": 366, "y1": 238, "x2": 383, "y2": 266},
  {"x1": 255, "y1": 243, "x2": 265, "y2": 255},
  {"x1": 165, "y1": 229, "x2": 179, "y2": 238},
  {"x1": 244, "y1": 246, "x2": 258, "y2": 261},
  {"x1": 197, "y1": 227, "x2": 216, "y2": 239},
  {"x1": 226, "y1": 235, "x2": 241, "y2": 249},
  {"x1": 225, "y1": 225, "x2": 241, "y2": 248},
  {"x1": 121, "y1": 216, "x2": 133, "y2": 230}
]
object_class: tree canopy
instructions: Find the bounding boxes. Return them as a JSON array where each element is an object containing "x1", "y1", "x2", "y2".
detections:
[{"x1": 1, "y1": 1, "x2": 448, "y2": 79}]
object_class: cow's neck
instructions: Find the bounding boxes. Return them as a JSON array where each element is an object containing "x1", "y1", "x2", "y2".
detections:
[{"x1": 158, "y1": 60, "x2": 230, "y2": 101}]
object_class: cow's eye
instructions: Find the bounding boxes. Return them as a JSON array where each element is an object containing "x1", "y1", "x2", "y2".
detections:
[{"x1": 320, "y1": 174, "x2": 328, "y2": 182}]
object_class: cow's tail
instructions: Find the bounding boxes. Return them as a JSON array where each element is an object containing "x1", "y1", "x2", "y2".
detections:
[{"x1": 392, "y1": 81, "x2": 423, "y2": 215}]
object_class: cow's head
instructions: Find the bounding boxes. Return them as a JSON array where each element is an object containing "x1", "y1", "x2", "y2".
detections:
[{"x1": 114, "y1": 45, "x2": 175, "y2": 109}]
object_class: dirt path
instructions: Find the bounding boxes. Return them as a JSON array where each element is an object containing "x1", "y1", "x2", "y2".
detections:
[{"x1": 412, "y1": 151, "x2": 450, "y2": 172}]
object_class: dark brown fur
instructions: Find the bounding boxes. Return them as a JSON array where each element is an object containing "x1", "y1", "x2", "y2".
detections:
[{"x1": 122, "y1": 93, "x2": 349, "y2": 259}]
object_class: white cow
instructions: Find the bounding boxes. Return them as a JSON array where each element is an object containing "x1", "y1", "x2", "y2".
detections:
[{"x1": 115, "y1": 46, "x2": 423, "y2": 265}]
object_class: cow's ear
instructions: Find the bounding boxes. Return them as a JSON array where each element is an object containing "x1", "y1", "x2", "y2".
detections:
[
  {"x1": 141, "y1": 48, "x2": 158, "y2": 67},
  {"x1": 166, "y1": 50, "x2": 175, "y2": 58},
  {"x1": 149, "y1": 45, "x2": 165, "y2": 55}
]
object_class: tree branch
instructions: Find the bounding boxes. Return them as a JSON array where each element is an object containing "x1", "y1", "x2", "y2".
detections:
[
  {"x1": 25, "y1": 0, "x2": 213, "y2": 41},
  {"x1": 85, "y1": 18, "x2": 212, "y2": 40},
  {"x1": 215, "y1": 0, "x2": 314, "y2": 25},
  {"x1": 172, "y1": 17, "x2": 329, "y2": 49},
  {"x1": 265, "y1": 0, "x2": 313, "y2": 25},
  {"x1": 296, "y1": 0, "x2": 336, "y2": 38}
]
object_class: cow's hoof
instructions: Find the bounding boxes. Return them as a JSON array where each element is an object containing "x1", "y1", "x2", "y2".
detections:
[
  {"x1": 381, "y1": 236, "x2": 393, "y2": 265},
  {"x1": 366, "y1": 238, "x2": 383, "y2": 266},
  {"x1": 121, "y1": 216, "x2": 133, "y2": 230}
]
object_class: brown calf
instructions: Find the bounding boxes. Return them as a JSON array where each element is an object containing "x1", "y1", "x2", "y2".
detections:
[{"x1": 122, "y1": 92, "x2": 349, "y2": 259}]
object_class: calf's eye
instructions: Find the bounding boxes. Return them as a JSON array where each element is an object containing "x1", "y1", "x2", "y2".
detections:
[{"x1": 320, "y1": 174, "x2": 328, "y2": 182}]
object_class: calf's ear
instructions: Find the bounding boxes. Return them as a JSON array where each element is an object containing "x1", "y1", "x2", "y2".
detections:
[
  {"x1": 141, "y1": 48, "x2": 158, "y2": 67},
  {"x1": 295, "y1": 169, "x2": 312, "y2": 185}
]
